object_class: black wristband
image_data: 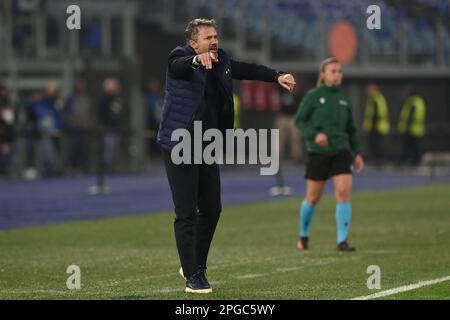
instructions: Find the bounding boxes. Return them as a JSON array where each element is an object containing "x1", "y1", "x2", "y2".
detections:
[{"x1": 275, "y1": 71, "x2": 285, "y2": 82}]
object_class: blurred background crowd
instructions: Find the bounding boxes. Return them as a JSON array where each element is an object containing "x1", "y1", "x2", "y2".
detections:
[{"x1": 1, "y1": 0, "x2": 450, "y2": 180}]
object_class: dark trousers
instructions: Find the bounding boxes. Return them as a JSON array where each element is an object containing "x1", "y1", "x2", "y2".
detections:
[
  {"x1": 67, "y1": 129, "x2": 91, "y2": 173},
  {"x1": 163, "y1": 151, "x2": 222, "y2": 278},
  {"x1": 367, "y1": 131, "x2": 383, "y2": 164},
  {"x1": 400, "y1": 134, "x2": 421, "y2": 166}
]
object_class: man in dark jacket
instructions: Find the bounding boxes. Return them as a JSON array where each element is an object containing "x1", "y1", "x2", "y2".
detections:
[
  {"x1": 99, "y1": 78, "x2": 123, "y2": 171},
  {"x1": 158, "y1": 18, "x2": 296, "y2": 293},
  {"x1": 0, "y1": 85, "x2": 15, "y2": 176}
]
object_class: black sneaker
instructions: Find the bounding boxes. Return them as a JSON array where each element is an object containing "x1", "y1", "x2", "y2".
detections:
[
  {"x1": 185, "y1": 268, "x2": 212, "y2": 294},
  {"x1": 198, "y1": 265, "x2": 211, "y2": 287},
  {"x1": 297, "y1": 236, "x2": 309, "y2": 250},
  {"x1": 336, "y1": 240, "x2": 356, "y2": 252}
]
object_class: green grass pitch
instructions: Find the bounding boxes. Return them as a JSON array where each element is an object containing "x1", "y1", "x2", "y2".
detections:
[{"x1": 0, "y1": 184, "x2": 449, "y2": 300}]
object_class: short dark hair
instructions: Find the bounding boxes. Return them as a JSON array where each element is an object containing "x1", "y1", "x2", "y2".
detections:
[{"x1": 184, "y1": 18, "x2": 217, "y2": 44}]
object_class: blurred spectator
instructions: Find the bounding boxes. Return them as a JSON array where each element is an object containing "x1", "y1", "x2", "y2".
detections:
[
  {"x1": 99, "y1": 77, "x2": 124, "y2": 171},
  {"x1": 22, "y1": 90, "x2": 42, "y2": 180},
  {"x1": 0, "y1": 85, "x2": 15, "y2": 177},
  {"x1": 35, "y1": 82, "x2": 66, "y2": 176},
  {"x1": 240, "y1": 81, "x2": 280, "y2": 112},
  {"x1": 145, "y1": 79, "x2": 163, "y2": 156},
  {"x1": 274, "y1": 85, "x2": 303, "y2": 162},
  {"x1": 86, "y1": 21, "x2": 102, "y2": 51},
  {"x1": 362, "y1": 83, "x2": 390, "y2": 165},
  {"x1": 397, "y1": 89, "x2": 426, "y2": 166},
  {"x1": 240, "y1": 80, "x2": 281, "y2": 131},
  {"x1": 145, "y1": 79, "x2": 163, "y2": 131},
  {"x1": 233, "y1": 92, "x2": 240, "y2": 129},
  {"x1": 64, "y1": 80, "x2": 94, "y2": 174}
]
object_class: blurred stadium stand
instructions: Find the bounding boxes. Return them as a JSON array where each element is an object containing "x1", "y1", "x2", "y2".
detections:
[
  {"x1": 0, "y1": 0, "x2": 449, "y2": 179},
  {"x1": 138, "y1": 0, "x2": 450, "y2": 71}
]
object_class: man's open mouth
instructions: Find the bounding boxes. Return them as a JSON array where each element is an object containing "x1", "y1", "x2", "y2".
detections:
[{"x1": 209, "y1": 48, "x2": 218, "y2": 59}]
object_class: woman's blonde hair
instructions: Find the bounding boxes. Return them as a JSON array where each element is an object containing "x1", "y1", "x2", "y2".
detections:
[{"x1": 316, "y1": 57, "x2": 340, "y2": 87}]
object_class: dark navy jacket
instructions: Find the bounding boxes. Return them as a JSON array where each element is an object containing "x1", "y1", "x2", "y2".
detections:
[{"x1": 157, "y1": 45, "x2": 279, "y2": 152}]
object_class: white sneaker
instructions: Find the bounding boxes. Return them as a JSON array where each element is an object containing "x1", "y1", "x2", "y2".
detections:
[
  {"x1": 179, "y1": 267, "x2": 186, "y2": 280},
  {"x1": 282, "y1": 186, "x2": 293, "y2": 196},
  {"x1": 269, "y1": 186, "x2": 293, "y2": 196},
  {"x1": 23, "y1": 168, "x2": 38, "y2": 180},
  {"x1": 269, "y1": 186, "x2": 282, "y2": 196}
]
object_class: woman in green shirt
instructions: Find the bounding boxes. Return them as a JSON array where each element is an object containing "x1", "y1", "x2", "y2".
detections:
[{"x1": 295, "y1": 57, "x2": 364, "y2": 252}]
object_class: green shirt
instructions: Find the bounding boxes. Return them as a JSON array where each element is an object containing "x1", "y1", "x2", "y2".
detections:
[{"x1": 295, "y1": 84, "x2": 362, "y2": 155}]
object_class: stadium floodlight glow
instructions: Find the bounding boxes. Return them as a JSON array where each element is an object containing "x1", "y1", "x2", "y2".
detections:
[{"x1": 171, "y1": 121, "x2": 279, "y2": 176}]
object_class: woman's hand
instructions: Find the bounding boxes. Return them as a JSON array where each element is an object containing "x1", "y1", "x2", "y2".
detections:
[
  {"x1": 354, "y1": 154, "x2": 365, "y2": 173},
  {"x1": 315, "y1": 133, "x2": 328, "y2": 148}
]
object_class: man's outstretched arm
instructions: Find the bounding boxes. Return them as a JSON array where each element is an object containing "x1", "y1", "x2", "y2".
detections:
[
  {"x1": 167, "y1": 49, "x2": 198, "y2": 79},
  {"x1": 231, "y1": 60, "x2": 296, "y2": 92},
  {"x1": 168, "y1": 49, "x2": 220, "y2": 78}
]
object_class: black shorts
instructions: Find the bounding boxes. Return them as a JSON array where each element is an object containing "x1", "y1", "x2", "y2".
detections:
[{"x1": 305, "y1": 150, "x2": 354, "y2": 181}]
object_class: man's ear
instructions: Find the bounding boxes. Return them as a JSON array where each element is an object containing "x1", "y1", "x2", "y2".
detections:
[{"x1": 189, "y1": 39, "x2": 198, "y2": 50}]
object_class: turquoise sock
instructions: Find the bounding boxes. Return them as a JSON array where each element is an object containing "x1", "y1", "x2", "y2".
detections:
[
  {"x1": 336, "y1": 203, "x2": 352, "y2": 244},
  {"x1": 299, "y1": 200, "x2": 316, "y2": 237}
]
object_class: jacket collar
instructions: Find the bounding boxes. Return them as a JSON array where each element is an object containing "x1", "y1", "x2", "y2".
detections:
[
  {"x1": 184, "y1": 45, "x2": 197, "y2": 55},
  {"x1": 320, "y1": 84, "x2": 340, "y2": 93}
]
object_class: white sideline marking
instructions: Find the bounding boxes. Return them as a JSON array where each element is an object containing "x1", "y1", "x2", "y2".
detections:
[
  {"x1": 0, "y1": 288, "x2": 182, "y2": 296},
  {"x1": 351, "y1": 275, "x2": 450, "y2": 300},
  {"x1": 149, "y1": 288, "x2": 182, "y2": 294},
  {"x1": 276, "y1": 267, "x2": 302, "y2": 272},
  {"x1": 236, "y1": 273, "x2": 267, "y2": 280},
  {"x1": 1, "y1": 290, "x2": 71, "y2": 295}
]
